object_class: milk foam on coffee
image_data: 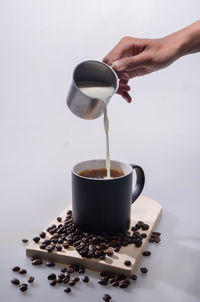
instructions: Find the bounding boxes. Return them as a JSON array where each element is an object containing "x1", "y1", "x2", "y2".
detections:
[{"x1": 77, "y1": 81, "x2": 115, "y2": 178}]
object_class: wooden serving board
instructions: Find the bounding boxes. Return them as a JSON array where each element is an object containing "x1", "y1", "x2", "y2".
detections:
[{"x1": 26, "y1": 196, "x2": 162, "y2": 276}]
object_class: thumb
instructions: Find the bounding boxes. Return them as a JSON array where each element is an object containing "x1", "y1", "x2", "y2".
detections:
[{"x1": 112, "y1": 53, "x2": 148, "y2": 72}]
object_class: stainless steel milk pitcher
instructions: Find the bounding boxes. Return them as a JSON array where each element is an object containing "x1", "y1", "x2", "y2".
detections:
[{"x1": 66, "y1": 60, "x2": 119, "y2": 120}]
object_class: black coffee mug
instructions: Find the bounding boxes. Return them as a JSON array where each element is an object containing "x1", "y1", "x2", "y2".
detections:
[{"x1": 72, "y1": 159, "x2": 145, "y2": 234}]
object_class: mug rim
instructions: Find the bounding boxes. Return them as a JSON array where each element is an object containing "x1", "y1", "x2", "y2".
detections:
[{"x1": 72, "y1": 159, "x2": 132, "y2": 181}]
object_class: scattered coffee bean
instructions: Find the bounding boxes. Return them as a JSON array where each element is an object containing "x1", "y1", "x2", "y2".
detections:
[
  {"x1": 152, "y1": 232, "x2": 161, "y2": 236},
  {"x1": 103, "y1": 293, "x2": 112, "y2": 301},
  {"x1": 140, "y1": 267, "x2": 148, "y2": 274},
  {"x1": 11, "y1": 278, "x2": 20, "y2": 285},
  {"x1": 19, "y1": 283, "x2": 28, "y2": 292},
  {"x1": 124, "y1": 260, "x2": 131, "y2": 266},
  {"x1": 82, "y1": 275, "x2": 89, "y2": 283},
  {"x1": 112, "y1": 281, "x2": 119, "y2": 287},
  {"x1": 141, "y1": 224, "x2": 149, "y2": 231},
  {"x1": 117, "y1": 274, "x2": 126, "y2": 281},
  {"x1": 154, "y1": 237, "x2": 161, "y2": 243},
  {"x1": 64, "y1": 287, "x2": 71, "y2": 293},
  {"x1": 12, "y1": 266, "x2": 20, "y2": 272},
  {"x1": 119, "y1": 282, "x2": 128, "y2": 288},
  {"x1": 61, "y1": 267, "x2": 67, "y2": 273},
  {"x1": 46, "y1": 261, "x2": 55, "y2": 267},
  {"x1": 21, "y1": 239, "x2": 28, "y2": 243},
  {"x1": 67, "y1": 267, "x2": 74, "y2": 274},
  {"x1": 28, "y1": 276, "x2": 34, "y2": 283},
  {"x1": 39, "y1": 244, "x2": 46, "y2": 249},
  {"x1": 140, "y1": 233, "x2": 147, "y2": 238},
  {"x1": 39, "y1": 232, "x2": 46, "y2": 239},
  {"x1": 50, "y1": 280, "x2": 57, "y2": 286},
  {"x1": 143, "y1": 251, "x2": 151, "y2": 256},
  {"x1": 19, "y1": 269, "x2": 27, "y2": 274},
  {"x1": 33, "y1": 237, "x2": 40, "y2": 243},
  {"x1": 74, "y1": 277, "x2": 80, "y2": 282},
  {"x1": 32, "y1": 259, "x2": 43, "y2": 265},
  {"x1": 55, "y1": 244, "x2": 62, "y2": 251},
  {"x1": 131, "y1": 274, "x2": 137, "y2": 281},
  {"x1": 69, "y1": 280, "x2": 76, "y2": 286},
  {"x1": 63, "y1": 276, "x2": 70, "y2": 284},
  {"x1": 98, "y1": 279, "x2": 108, "y2": 286},
  {"x1": 48, "y1": 273, "x2": 56, "y2": 280},
  {"x1": 57, "y1": 217, "x2": 62, "y2": 222}
]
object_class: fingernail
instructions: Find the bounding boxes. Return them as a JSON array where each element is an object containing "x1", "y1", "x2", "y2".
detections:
[{"x1": 112, "y1": 60, "x2": 123, "y2": 70}]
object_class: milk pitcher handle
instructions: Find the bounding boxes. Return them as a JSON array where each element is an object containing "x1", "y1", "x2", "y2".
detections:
[{"x1": 130, "y1": 164, "x2": 145, "y2": 203}]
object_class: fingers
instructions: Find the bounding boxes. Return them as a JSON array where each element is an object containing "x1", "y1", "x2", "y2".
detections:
[
  {"x1": 103, "y1": 37, "x2": 133, "y2": 65},
  {"x1": 112, "y1": 52, "x2": 150, "y2": 72},
  {"x1": 118, "y1": 91, "x2": 132, "y2": 103},
  {"x1": 117, "y1": 79, "x2": 132, "y2": 103}
]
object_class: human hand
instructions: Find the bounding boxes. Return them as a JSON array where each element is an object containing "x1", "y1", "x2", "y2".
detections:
[{"x1": 103, "y1": 35, "x2": 181, "y2": 102}]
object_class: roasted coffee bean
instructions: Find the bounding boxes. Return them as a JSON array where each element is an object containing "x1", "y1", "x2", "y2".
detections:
[
  {"x1": 98, "y1": 279, "x2": 108, "y2": 286},
  {"x1": 143, "y1": 250, "x2": 151, "y2": 256},
  {"x1": 64, "y1": 287, "x2": 71, "y2": 293},
  {"x1": 140, "y1": 233, "x2": 147, "y2": 238},
  {"x1": 112, "y1": 281, "x2": 119, "y2": 287},
  {"x1": 62, "y1": 243, "x2": 70, "y2": 249},
  {"x1": 33, "y1": 237, "x2": 40, "y2": 243},
  {"x1": 50, "y1": 280, "x2": 57, "y2": 286},
  {"x1": 154, "y1": 237, "x2": 161, "y2": 243},
  {"x1": 103, "y1": 294, "x2": 112, "y2": 302},
  {"x1": 45, "y1": 245, "x2": 54, "y2": 252},
  {"x1": 140, "y1": 267, "x2": 148, "y2": 274},
  {"x1": 39, "y1": 232, "x2": 46, "y2": 238},
  {"x1": 61, "y1": 267, "x2": 67, "y2": 273},
  {"x1": 12, "y1": 266, "x2": 20, "y2": 272},
  {"x1": 58, "y1": 273, "x2": 65, "y2": 279},
  {"x1": 46, "y1": 261, "x2": 55, "y2": 267},
  {"x1": 19, "y1": 283, "x2": 28, "y2": 292},
  {"x1": 19, "y1": 269, "x2": 27, "y2": 274},
  {"x1": 141, "y1": 224, "x2": 149, "y2": 231},
  {"x1": 74, "y1": 277, "x2": 80, "y2": 282},
  {"x1": 11, "y1": 278, "x2": 20, "y2": 285},
  {"x1": 55, "y1": 244, "x2": 62, "y2": 251},
  {"x1": 152, "y1": 232, "x2": 161, "y2": 236},
  {"x1": 21, "y1": 238, "x2": 28, "y2": 243},
  {"x1": 57, "y1": 238, "x2": 63, "y2": 244},
  {"x1": 41, "y1": 239, "x2": 51, "y2": 245},
  {"x1": 39, "y1": 244, "x2": 46, "y2": 249},
  {"x1": 69, "y1": 280, "x2": 76, "y2": 286},
  {"x1": 82, "y1": 275, "x2": 89, "y2": 283},
  {"x1": 57, "y1": 217, "x2": 62, "y2": 222},
  {"x1": 32, "y1": 259, "x2": 43, "y2": 265},
  {"x1": 28, "y1": 276, "x2": 34, "y2": 283},
  {"x1": 124, "y1": 260, "x2": 131, "y2": 266},
  {"x1": 67, "y1": 267, "x2": 74, "y2": 274},
  {"x1": 48, "y1": 273, "x2": 57, "y2": 280},
  {"x1": 131, "y1": 226, "x2": 138, "y2": 231},
  {"x1": 119, "y1": 282, "x2": 128, "y2": 288},
  {"x1": 100, "y1": 271, "x2": 109, "y2": 277},
  {"x1": 63, "y1": 276, "x2": 70, "y2": 284},
  {"x1": 123, "y1": 279, "x2": 130, "y2": 285},
  {"x1": 67, "y1": 210, "x2": 72, "y2": 215},
  {"x1": 114, "y1": 247, "x2": 120, "y2": 252},
  {"x1": 131, "y1": 274, "x2": 137, "y2": 281}
]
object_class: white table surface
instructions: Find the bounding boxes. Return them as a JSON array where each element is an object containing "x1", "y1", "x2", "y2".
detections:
[{"x1": 0, "y1": 1, "x2": 200, "y2": 301}]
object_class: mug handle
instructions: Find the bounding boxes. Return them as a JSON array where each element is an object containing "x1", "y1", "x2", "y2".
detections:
[{"x1": 130, "y1": 164, "x2": 145, "y2": 203}]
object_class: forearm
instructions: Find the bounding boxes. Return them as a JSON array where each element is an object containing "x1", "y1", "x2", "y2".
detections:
[{"x1": 167, "y1": 20, "x2": 200, "y2": 59}]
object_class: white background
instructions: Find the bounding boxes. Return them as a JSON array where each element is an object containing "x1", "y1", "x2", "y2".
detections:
[{"x1": 0, "y1": 0, "x2": 200, "y2": 301}]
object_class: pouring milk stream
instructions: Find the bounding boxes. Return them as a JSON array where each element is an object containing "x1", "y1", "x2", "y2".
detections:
[{"x1": 77, "y1": 82, "x2": 115, "y2": 178}]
